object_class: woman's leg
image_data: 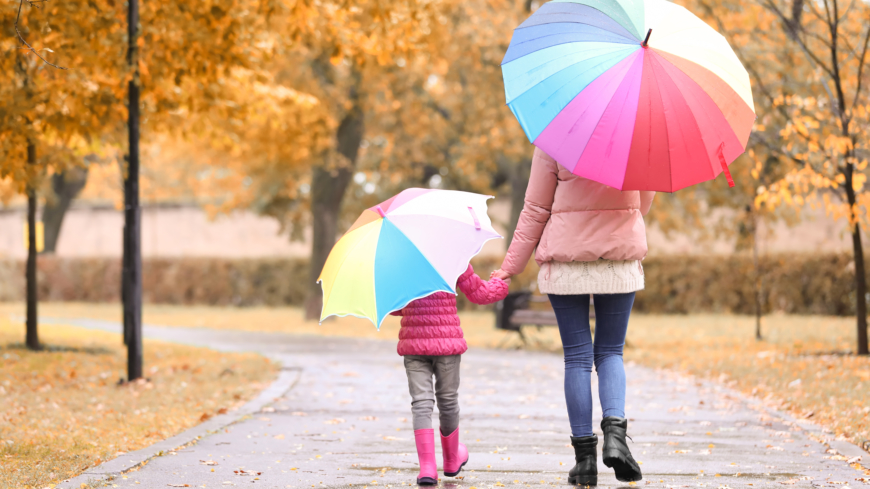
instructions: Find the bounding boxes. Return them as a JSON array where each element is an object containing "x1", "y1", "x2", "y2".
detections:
[
  {"x1": 433, "y1": 355, "x2": 461, "y2": 435},
  {"x1": 591, "y1": 292, "x2": 635, "y2": 418},
  {"x1": 548, "y1": 294, "x2": 594, "y2": 437},
  {"x1": 404, "y1": 356, "x2": 437, "y2": 430}
]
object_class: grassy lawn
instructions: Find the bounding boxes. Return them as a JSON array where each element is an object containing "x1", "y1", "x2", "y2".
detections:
[
  {"x1": 1, "y1": 302, "x2": 868, "y2": 470},
  {"x1": 0, "y1": 315, "x2": 278, "y2": 489}
]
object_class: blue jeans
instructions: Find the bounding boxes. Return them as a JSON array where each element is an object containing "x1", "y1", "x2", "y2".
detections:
[{"x1": 548, "y1": 293, "x2": 635, "y2": 437}]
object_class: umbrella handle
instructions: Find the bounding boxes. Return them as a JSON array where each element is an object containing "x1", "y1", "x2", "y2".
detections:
[{"x1": 468, "y1": 206, "x2": 481, "y2": 230}]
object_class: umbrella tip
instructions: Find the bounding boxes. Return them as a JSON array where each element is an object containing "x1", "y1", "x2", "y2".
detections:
[
  {"x1": 376, "y1": 205, "x2": 386, "y2": 218},
  {"x1": 642, "y1": 28, "x2": 652, "y2": 47}
]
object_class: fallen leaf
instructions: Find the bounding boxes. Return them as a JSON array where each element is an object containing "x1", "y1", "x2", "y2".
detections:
[
  {"x1": 262, "y1": 407, "x2": 276, "y2": 413},
  {"x1": 359, "y1": 416, "x2": 378, "y2": 421},
  {"x1": 324, "y1": 418, "x2": 345, "y2": 425},
  {"x1": 274, "y1": 434, "x2": 285, "y2": 440},
  {"x1": 200, "y1": 460, "x2": 219, "y2": 466},
  {"x1": 167, "y1": 485, "x2": 190, "y2": 488},
  {"x1": 234, "y1": 470, "x2": 262, "y2": 476},
  {"x1": 668, "y1": 431, "x2": 686, "y2": 436},
  {"x1": 291, "y1": 412, "x2": 307, "y2": 416}
]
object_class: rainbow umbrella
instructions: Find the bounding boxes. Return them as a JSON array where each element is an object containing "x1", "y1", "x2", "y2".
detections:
[
  {"x1": 318, "y1": 188, "x2": 501, "y2": 329},
  {"x1": 502, "y1": 0, "x2": 756, "y2": 192}
]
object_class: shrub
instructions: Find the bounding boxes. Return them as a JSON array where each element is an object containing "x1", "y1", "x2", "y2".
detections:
[{"x1": 0, "y1": 253, "x2": 864, "y2": 316}]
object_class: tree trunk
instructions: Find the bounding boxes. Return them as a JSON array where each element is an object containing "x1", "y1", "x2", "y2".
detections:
[
  {"x1": 304, "y1": 85, "x2": 364, "y2": 321},
  {"x1": 25, "y1": 142, "x2": 39, "y2": 351},
  {"x1": 751, "y1": 210, "x2": 763, "y2": 340},
  {"x1": 42, "y1": 166, "x2": 89, "y2": 254},
  {"x1": 124, "y1": 0, "x2": 144, "y2": 380},
  {"x1": 845, "y1": 163, "x2": 869, "y2": 355},
  {"x1": 506, "y1": 159, "x2": 531, "y2": 247}
]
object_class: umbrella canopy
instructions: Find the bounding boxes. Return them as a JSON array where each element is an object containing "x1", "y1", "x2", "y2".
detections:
[
  {"x1": 502, "y1": 0, "x2": 756, "y2": 192},
  {"x1": 318, "y1": 188, "x2": 501, "y2": 329}
]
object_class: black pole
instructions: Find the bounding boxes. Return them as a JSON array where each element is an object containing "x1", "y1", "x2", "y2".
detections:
[
  {"x1": 642, "y1": 28, "x2": 652, "y2": 47},
  {"x1": 25, "y1": 142, "x2": 39, "y2": 351},
  {"x1": 124, "y1": 0, "x2": 143, "y2": 381}
]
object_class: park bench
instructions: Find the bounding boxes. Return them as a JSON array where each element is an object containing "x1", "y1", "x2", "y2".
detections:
[{"x1": 495, "y1": 290, "x2": 594, "y2": 346}]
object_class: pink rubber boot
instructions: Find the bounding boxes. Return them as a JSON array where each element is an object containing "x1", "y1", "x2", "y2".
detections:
[
  {"x1": 414, "y1": 429, "x2": 438, "y2": 485},
  {"x1": 441, "y1": 427, "x2": 469, "y2": 477}
]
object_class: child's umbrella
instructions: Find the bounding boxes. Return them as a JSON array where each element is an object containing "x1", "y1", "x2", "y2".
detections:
[
  {"x1": 502, "y1": 0, "x2": 756, "y2": 192},
  {"x1": 318, "y1": 188, "x2": 502, "y2": 329}
]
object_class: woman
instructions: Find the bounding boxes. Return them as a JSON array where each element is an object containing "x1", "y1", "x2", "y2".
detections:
[{"x1": 492, "y1": 147, "x2": 654, "y2": 485}]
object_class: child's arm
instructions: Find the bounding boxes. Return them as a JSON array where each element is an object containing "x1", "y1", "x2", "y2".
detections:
[{"x1": 456, "y1": 264, "x2": 509, "y2": 305}]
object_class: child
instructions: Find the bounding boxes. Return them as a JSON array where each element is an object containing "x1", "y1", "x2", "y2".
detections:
[{"x1": 391, "y1": 264, "x2": 509, "y2": 485}]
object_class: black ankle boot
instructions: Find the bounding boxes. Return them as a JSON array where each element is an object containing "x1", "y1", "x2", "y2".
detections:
[
  {"x1": 601, "y1": 417, "x2": 642, "y2": 482},
  {"x1": 568, "y1": 435, "x2": 598, "y2": 486}
]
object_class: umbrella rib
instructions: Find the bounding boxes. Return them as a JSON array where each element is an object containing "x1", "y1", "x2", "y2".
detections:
[
  {"x1": 569, "y1": 50, "x2": 643, "y2": 172},
  {"x1": 380, "y1": 219, "x2": 463, "y2": 295},
  {"x1": 649, "y1": 52, "x2": 720, "y2": 189}
]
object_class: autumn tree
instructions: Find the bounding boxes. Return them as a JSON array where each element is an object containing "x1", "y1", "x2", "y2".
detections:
[
  {"x1": 229, "y1": 0, "x2": 462, "y2": 319},
  {"x1": 1, "y1": 0, "x2": 281, "y2": 352},
  {"x1": 742, "y1": 0, "x2": 870, "y2": 354}
]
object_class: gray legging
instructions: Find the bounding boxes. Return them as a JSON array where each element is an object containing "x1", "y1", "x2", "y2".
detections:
[{"x1": 404, "y1": 355, "x2": 461, "y2": 434}]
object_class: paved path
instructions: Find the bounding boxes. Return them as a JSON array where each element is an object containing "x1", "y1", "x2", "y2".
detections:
[{"x1": 58, "y1": 320, "x2": 867, "y2": 489}]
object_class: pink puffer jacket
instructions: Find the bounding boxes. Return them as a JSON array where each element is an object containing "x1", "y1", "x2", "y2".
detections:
[
  {"x1": 502, "y1": 147, "x2": 655, "y2": 276},
  {"x1": 393, "y1": 265, "x2": 509, "y2": 356}
]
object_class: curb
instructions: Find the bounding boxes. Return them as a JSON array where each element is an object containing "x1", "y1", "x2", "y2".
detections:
[
  {"x1": 36, "y1": 317, "x2": 306, "y2": 489},
  {"x1": 62, "y1": 365, "x2": 301, "y2": 489}
]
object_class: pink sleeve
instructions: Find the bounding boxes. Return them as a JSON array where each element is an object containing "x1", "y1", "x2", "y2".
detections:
[
  {"x1": 501, "y1": 148, "x2": 558, "y2": 276},
  {"x1": 640, "y1": 191, "x2": 655, "y2": 216},
  {"x1": 456, "y1": 264, "x2": 509, "y2": 305},
  {"x1": 390, "y1": 310, "x2": 404, "y2": 317}
]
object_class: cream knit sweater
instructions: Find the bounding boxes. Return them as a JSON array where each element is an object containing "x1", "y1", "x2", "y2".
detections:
[{"x1": 537, "y1": 259, "x2": 645, "y2": 295}]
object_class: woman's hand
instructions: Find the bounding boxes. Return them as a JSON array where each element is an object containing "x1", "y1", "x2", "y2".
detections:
[{"x1": 490, "y1": 269, "x2": 512, "y2": 281}]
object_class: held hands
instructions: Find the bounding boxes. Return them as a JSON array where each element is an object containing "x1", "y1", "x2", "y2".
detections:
[{"x1": 490, "y1": 269, "x2": 512, "y2": 284}]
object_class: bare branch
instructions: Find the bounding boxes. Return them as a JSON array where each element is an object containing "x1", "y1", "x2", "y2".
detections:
[
  {"x1": 15, "y1": 0, "x2": 67, "y2": 70},
  {"x1": 758, "y1": 0, "x2": 835, "y2": 77},
  {"x1": 852, "y1": 24, "x2": 870, "y2": 109}
]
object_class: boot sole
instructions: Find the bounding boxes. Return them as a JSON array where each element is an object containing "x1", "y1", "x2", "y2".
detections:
[
  {"x1": 568, "y1": 474, "x2": 598, "y2": 486},
  {"x1": 603, "y1": 450, "x2": 642, "y2": 482},
  {"x1": 443, "y1": 457, "x2": 468, "y2": 477},
  {"x1": 416, "y1": 477, "x2": 438, "y2": 486}
]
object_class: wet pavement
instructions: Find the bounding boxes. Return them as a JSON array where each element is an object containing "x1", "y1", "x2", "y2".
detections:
[{"x1": 56, "y1": 320, "x2": 868, "y2": 489}]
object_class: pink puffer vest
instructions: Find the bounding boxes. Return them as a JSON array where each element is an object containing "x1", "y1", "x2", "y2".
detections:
[{"x1": 394, "y1": 265, "x2": 509, "y2": 356}]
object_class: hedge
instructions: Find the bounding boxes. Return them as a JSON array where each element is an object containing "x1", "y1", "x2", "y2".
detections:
[{"x1": 0, "y1": 253, "x2": 863, "y2": 316}]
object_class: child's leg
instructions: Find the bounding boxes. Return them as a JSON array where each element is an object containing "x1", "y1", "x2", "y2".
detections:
[
  {"x1": 404, "y1": 355, "x2": 436, "y2": 430},
  {"x1": 433, "y1": 355, "x2": 461, "y2": 435},
  {"x1": 434, "y1": 354, "x2": 467, "y2": 476}
]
